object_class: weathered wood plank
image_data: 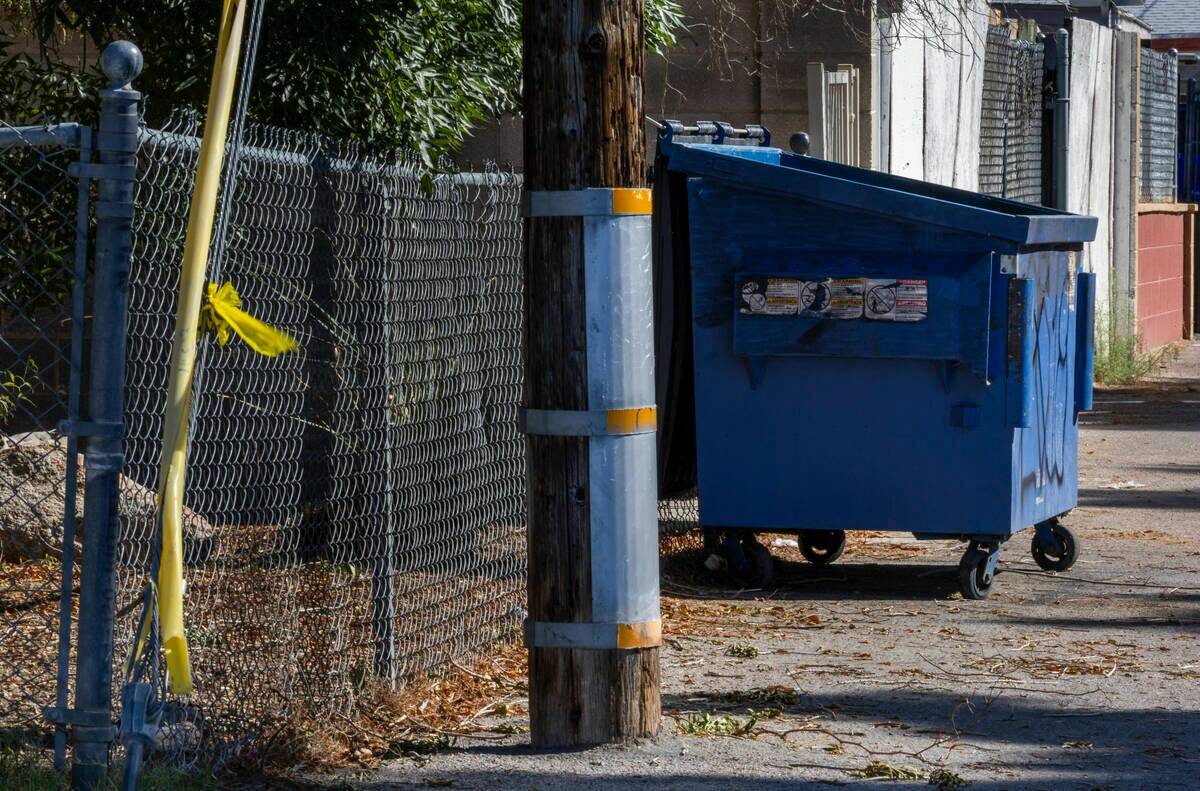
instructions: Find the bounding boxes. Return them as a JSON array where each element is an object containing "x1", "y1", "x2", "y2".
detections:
[
  {"x1": 1088, "y1": 24, "x2": 1115, "y2": 318},
  {"x1": 884, "y1": 9, "x2": 925, "y2": 178},
  {"x1": 923, "y1": 11, "x2": 960, "y2": 187},
  {"x1": 954, "y1": 5, "x2": 989, "y2": 191},
  {"x1": 1112, "y1": 30, "x2": 1139, "y2": 333}
]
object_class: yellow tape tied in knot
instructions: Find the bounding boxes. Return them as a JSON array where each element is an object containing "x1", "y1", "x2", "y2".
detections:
[{"x1": 200, "y1": 281, "x2": 297, "y2": 356}]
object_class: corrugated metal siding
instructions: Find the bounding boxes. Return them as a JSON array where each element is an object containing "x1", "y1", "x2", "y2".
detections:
[
  {"x1": 979, "y1": 27, "x2": 1045, "y2": 205},
  {"x1": 1139, "y1": 48, "x2": 1178, "y2": 202}
]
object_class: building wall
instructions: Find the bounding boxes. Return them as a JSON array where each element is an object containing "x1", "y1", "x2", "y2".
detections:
[
  {"x1": 1136, "y1": 209, "x2": 1189, "y2": 348},
  {"x1": 455, "y1": 0, "x2": 873, "y2": 168}
]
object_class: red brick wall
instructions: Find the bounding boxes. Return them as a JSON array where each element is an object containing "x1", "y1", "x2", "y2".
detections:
[{"x1": 1136, "y1": 211, "x2": 1186, "y2": 350}]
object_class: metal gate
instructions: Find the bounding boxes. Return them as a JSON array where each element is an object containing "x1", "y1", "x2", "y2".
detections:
[
  {"x1": 1181, "y1": 76, "x2": 1200, "y2": 203},
  {"x1": 1, "y1": 44, "x2": 141, "y2": 783},
  {"x1": 0, "y1": 121, "x2": 90, "y2": 769}
]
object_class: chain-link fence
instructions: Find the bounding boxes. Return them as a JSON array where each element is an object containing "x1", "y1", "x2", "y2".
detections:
[
  {"x1": 0, "y1": 122, "x2": 88, "y2": 755},
  {"x1": 113, "y1": 112, "x2": 528, "y2": 764},
  {"x1": 4, "y1": 89, "x2": 705, "y2": 774},
  {"x1": 1139, "y1": 48, "x2": 1178, "y2": 202},
  {"x1": 979, "y1": 27, "x2": 1044, "y2": 205}
]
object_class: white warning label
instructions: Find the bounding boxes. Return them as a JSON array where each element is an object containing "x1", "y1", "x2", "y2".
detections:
[
  {"x1": 865, "y1": 278, "x2": 928, "y2": 322},
  {"x1": 739, "y1": 277, "x2": 800, "y2": 315},
  {"x1": 828, "y1": 278, "x2": 865, "y2": 319},
  {"x1": 738, "y1": 274, "x2": 927, "y2": 321}
]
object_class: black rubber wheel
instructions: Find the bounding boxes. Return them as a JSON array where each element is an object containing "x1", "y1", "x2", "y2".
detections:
[
  {"x1": 735, "y1": 538, "x2": 775, "y2": 588},
  {"x1": 703, "y1": 527, "x2": 722, "y2": 556},
  {"x1": 799, "y1": 530, "x2": 846, "y2": 565},
  {"x1": 958, "y1": 547, "x2": 995, "y2": 600},
  {"x1": 1031, "y1": 520, "x2": 1079, "y2": 572}
]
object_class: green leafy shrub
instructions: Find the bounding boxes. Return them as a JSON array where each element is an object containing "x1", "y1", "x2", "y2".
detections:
[
  {"x1": 11, "y1": 0, "x2": 684, "y2": 165},
  {"x1": 1093, "y1": 319, "x2": 1177, "y2": 385}
]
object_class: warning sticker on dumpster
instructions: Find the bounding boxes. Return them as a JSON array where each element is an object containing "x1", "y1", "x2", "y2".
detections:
[
  {"x1": 798, "y1": 279, "x2": 831, "y2": 316},
  {"x1": 739, "y1": 276, "x2": 833, "y2": 317},
  {"x1": 739, "y1": 277, "x2": 800, "y2": 315},
  {"x1": 828, "y1": 278, "x2": 866, "y2": 319},
  {"x1": 864, "y1": 278, "x2": 928, "y2": 322}
]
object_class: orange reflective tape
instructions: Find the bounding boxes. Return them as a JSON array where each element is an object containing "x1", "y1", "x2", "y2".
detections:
[
  {"x1": 611, "y1": 188, "x2": 652, "y2": 215},
  {"x1": 605, "y1": 406, "x2": 656, "y2": 435},
  {"x1": 616, "y1": 620, "x2": 662, "y2": 649}
]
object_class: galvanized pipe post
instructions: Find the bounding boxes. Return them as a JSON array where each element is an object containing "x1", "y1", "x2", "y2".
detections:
[
  {"x1": 1053, "y1": 28, "x2": 1070, "y2": 212},
  {"x1": 71, "y1": 41, "x2": 142, "y2": 790}
]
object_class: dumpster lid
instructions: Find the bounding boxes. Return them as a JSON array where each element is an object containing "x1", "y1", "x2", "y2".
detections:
[{"x1": 658, "y1": 137, "x2": 1098, "y2": 247}]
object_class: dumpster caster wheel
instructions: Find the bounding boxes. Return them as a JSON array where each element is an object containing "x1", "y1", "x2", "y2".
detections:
[
  {"x1": 800, "y1": 530, "x2": 846, "y2": 565},
  {"x1": 958, "y1": 546, "x2": 995, "y2": 600},
  {"x1": 1031, "y1": 519, "x2": 1078, "y2": 573},
  {"x1": 734, "y1": 537, "x2": 775, "y2": 589}
]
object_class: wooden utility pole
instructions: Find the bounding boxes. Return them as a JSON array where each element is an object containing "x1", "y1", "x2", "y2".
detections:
[{"x1": 522, "y1": 0, "x2": 662, "y2": 746}]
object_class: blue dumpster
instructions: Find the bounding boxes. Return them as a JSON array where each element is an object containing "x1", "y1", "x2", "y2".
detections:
[{"x1": 653, "y1": 122, "x2": 1099, "y2": 599}]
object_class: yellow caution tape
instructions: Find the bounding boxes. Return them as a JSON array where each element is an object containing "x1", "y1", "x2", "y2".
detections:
[
  {"x1": 148, "y1": 0, "x2": 248, "y2": 696},
  {"x1": 200, "y1": 282, "x2": 297, "y2": 356}
]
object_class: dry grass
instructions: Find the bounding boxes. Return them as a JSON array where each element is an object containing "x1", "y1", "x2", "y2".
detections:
[
  {"x1": 246, "y1": 641, "x2": 529, "y2": 775},
  {"x1": 969, "y1": 640, "x2": 1143, "y2": 679},
  {"x1": 0, "y1": 560, "x2": 73, "y2": 733}
]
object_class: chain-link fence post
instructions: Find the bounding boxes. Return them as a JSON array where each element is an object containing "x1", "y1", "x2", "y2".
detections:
[{"x1": 70, "y1": 41, "x2": 142, "y2": 790}]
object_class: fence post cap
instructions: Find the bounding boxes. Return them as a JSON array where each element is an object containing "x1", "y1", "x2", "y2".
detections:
[{"x1": 101, "y1": 41, "x2": 143, "y2": 89}]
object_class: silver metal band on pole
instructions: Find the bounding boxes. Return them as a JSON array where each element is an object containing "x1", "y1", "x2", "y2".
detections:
[
  {"x1": 524, "y1": 187, "x2": 652, "y2": 217},
  {"x1": 525, "y1": 619, "x2": 662, "y2": 650},
  {"x1": 521, "y1": 406, "x2": 657, "y2": 437}
]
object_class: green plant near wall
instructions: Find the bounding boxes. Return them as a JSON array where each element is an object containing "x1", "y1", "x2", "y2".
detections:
[
  {"x1": 0, "y1": 359, "x2": 39, "y2": 426},
  {"x1": 1093, "y1": 320, "x2": 1179, "y2": 385},
  {"x1": 10, "y1": 0, "x2": 685, "y2": 166}
]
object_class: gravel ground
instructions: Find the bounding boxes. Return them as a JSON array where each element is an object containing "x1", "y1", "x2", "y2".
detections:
[{"x1": 353, "y1": 344, "x2": 1200, "y2": 791}]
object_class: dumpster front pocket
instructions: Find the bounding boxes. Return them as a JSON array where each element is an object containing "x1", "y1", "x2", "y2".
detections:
[{"x1": 731, "y1": 251, "x2": 994, "y2": 380}]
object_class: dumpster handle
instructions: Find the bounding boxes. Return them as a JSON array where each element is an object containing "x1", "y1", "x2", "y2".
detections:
[
  {"x1": 1006, "y1": 277, "x2": 1035, "y2": 429},
  {"x1": 1074, "y1": 271, "x2": 1095, "y2": 413}
]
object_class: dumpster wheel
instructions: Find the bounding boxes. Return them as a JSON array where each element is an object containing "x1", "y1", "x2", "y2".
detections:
[
  {"x1": 737, "y1": 538, "x2": 775, "y2": 589},
  {"x1": 958, "y1": 545, "x2": 997, "y2": 600},
  {"x1": 799, "y1": 530, "x2": 846, "y2": 565},
  {"x1": 1031, "y1": 518, "x2": 1079, "y2": 573}
]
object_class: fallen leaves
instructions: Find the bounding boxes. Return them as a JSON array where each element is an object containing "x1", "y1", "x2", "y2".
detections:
[
  {"x1": 676, "y1": 711, "x2": 760, "y2": 737},
  {"x1": 850, "y1": 760, "x2": 924, "y2": 780}
]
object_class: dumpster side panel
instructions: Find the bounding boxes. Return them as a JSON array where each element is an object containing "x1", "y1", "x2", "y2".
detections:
[
  {"x1": 1011, "y1": 249, "x2": 1080, "y2": 526},
  {"x1": 685, "y1": 179, "x2": 1015, "y2": 537}
]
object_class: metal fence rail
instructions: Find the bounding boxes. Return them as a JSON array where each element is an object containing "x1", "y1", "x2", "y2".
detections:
[
  {"x1": 118, "y1": 112, "x2": 527, "y2": 764},
  {"x1": 1139, "y1": 48, "x2": 1178, "y2": 202},
  {"x1": 979, "y1": 27, "x2": 1044, "y2": 205}
]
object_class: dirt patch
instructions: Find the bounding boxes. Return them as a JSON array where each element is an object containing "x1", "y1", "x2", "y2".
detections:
[{"x1": 0, "y1": 438, "x2": 83, "y2": 561}]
